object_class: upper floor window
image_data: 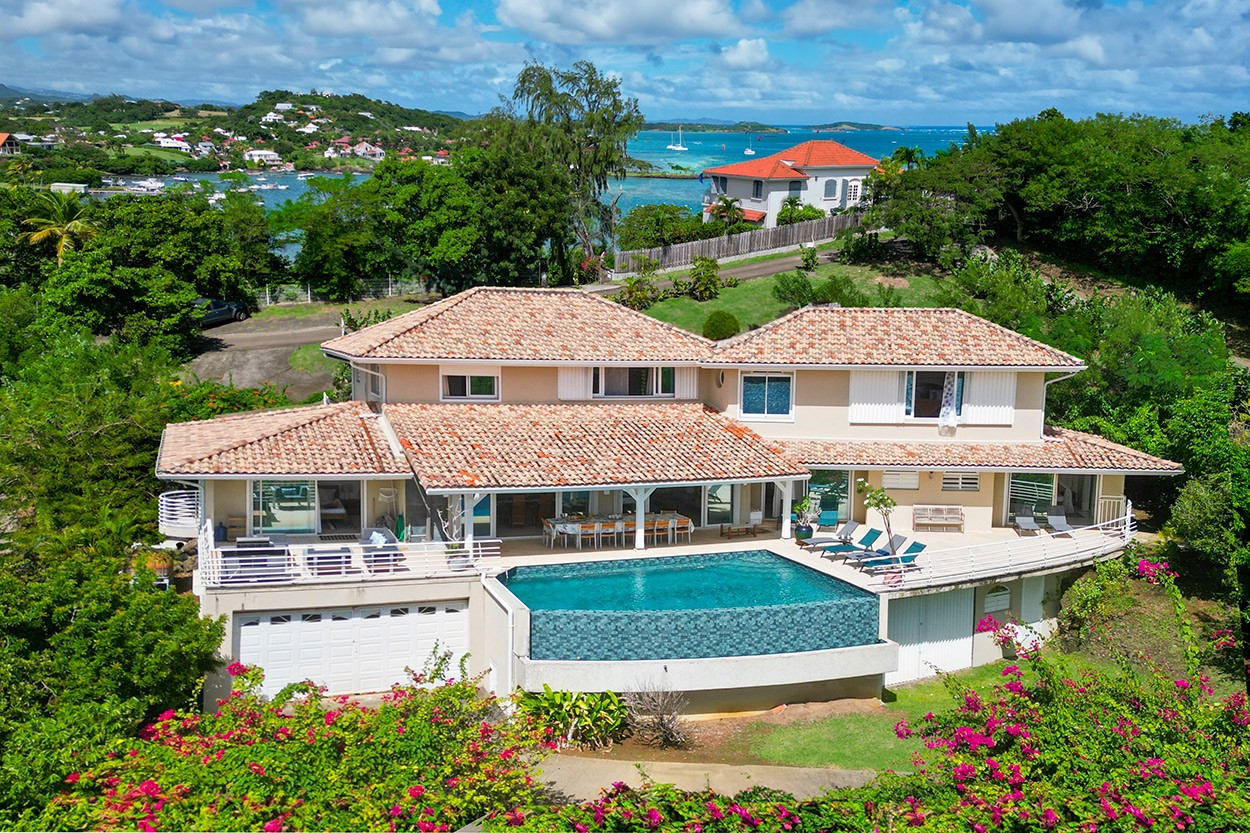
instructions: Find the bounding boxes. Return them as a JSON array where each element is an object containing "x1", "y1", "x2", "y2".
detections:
[
  {"x1": 593, "y1": 366, "x2": 675, "y2": 398},
  {"x1": 788, "y1": 180, "x2": 802, "y2": 198},
  {"x1": 442, "y1": 373, "x2": 498, "y2": 400},
  {"x1": 741, "y1": 373, "x2": 792, "y2": 418},
  {"x1": 752, "y1": 180, "x2": 763, "y2": 200},
  {"x1": 847, "y1": 181, "x2": 860, "y2": 202},
  {"x1": 823, "y1": 179, "x2": 837, "y2": 199},
  {"x1": 367, "y1": 364, "x2": 383, "y2": 400},
  {"x1": 905, "y1": 371, "x2": 964, "y2": 419}
]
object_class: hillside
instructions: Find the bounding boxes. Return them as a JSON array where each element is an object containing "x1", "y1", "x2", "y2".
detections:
[
  {"x1": 643, "y1": 120, "x2": 786, "y2": 134},
  {"x1": 806, "y1": 121, "x2": 897, "y2": 130}
]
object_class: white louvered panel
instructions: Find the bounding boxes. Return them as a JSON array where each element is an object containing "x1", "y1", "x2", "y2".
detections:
[
  {"x1": 848, "y1": 370, "x2": 904, "y2": 424},
  {"x1": 675, "y1": 367, "x2": 699, "y2": 400},
  {"x1": 557, "y1": 366, "x2": 592, "y2": 400},
  {"x1": 962, "y1": 372, "x2": 1016, "y2": 425}
]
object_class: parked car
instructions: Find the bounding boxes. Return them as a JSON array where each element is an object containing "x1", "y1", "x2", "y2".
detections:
[{"x1": 195, "y1": 298, "x2": 249, "y2": 327}]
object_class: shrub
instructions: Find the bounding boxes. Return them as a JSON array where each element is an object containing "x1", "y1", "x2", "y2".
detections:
[
  {"x1": 614, "y1": 274, "x2": 661, "y2": 310},
  {"x1": 624, "y1": 685, "x2": 689, "y2": 748},
  {"x1": 1057, "y1": 555, "x2": 1133, "y2": 648},
  {"x1": 799, "y1": 244, "x2": 820, "y2": 271},
  {"x1": 687, "y1": 256, "x2": 724, "y2": 302},
  {"x1": 36, "y1": 656, "x2": 551, "y2": 832},
  {"x1": 515, "y1": 686, "x2": 629, "y2": 750},
  {"x1": 839, "y1": 230, "x2": 886, "y2": 263},
  {"x1": 702, "y1": 309, "x2": 741, "y2": 340}
]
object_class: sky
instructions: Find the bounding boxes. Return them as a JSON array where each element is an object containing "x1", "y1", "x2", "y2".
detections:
[{"x1": 1, "y1": 0, "x2": 1248, "y2": 126}]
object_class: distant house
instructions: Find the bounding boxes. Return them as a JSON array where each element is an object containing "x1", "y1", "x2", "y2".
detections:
[
  {"x1": 333, "y1": 136, "x2": 353, "y2": 146},
  {"x1": 0, "y1": 133, "x2": 20, "y2": 155},
  {"x1": 243, "y1": 149, "x2": 282, "y2": 165},
  {"x1": 296, "y1": 123, "x2": 319, "y2": 134},
  {"x1": 701, "y1": 139, "x2": 879, "y2": 229},
  {"x1": 261, "y1": 111, "x2": 286, "y2": 124},
  {"x1": 197, "y1": 141, "x2": 216, "y2": 153},
  {"x1": 352, "y1": 141, "x2": 385, "y2": 161},
  {"x1": 303, "y1": 104, "x2": 321, "y2": 114},
  {"x1": 50, "y1": 182, "x2": 88, "y2": 194},
  {"x1": 274, "y1": 102, "x2": 294, "y2": 111},
  {"x1": 157, "y1": 137, "x2": 192, "y2": 152}
]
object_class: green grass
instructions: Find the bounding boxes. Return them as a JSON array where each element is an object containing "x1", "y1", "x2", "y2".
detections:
[
  {"x1": 646, "y1": 262, "x2": 947, "y2": 335},
  {"x1": 288, "y1": 344, "x2": 340, "y2": 375},
  {"x1": 252, "y1": 296, "x2": 430, "y2": 322},
  {"x1": 110, "y1": 119, "x2": 195, "y2": 133},
  {"x1": 730, "y1": 662, "x2": 1013, "y2": 772},
  {"x1": 120, "y1": 145, "x2": 191, "y2": 161}
]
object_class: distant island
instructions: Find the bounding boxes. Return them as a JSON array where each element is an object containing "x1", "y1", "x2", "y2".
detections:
[
  {"x1": 642, "y1": 121, "x2": 787, "y2": 134},
  {"x1": 806, "y1": 121, "x2": 899, "y2": 131}
]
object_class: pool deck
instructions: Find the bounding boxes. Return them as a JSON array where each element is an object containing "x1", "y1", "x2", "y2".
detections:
[{"x1": 494, "y1": 522, "x2": 1136, "y2": 596}]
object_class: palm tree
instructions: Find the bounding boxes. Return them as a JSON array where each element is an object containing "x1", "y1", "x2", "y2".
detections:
[
  {"x1": 6, "y1": 157, "x2": 37, "y2": 186},
  {"x1": 778, "y1": 194, "x2": 803, "y2": 225},
  {"x1": 709, "y1": 195, "x2": 744, "y2": 226},
  {"x1": 891, "y1": 145, "x2": 925, "y2": 171},
  {"x1": 19, "y1": 190, "x2": 98, "y2": 265}
]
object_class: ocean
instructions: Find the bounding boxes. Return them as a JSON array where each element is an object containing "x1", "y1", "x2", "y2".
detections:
[{"x1": 153, "y1": 125, "x2": 974, "y2": 219}]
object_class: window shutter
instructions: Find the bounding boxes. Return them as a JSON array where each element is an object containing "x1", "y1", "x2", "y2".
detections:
[
  {"x1": 882, "y1": 471, "x2": 920, "y2": 490},
  {"x1": 962, "y1": 372, "x2": 1016, "y2": 425},
  {"x1": 557, "y1": 366, "x2": 592, "y2": 400},
  {"x1": 675, "y1": 367, "x2": 698, "y2": 399},
  {"x1": 849, "y1": 370, "x2": 904, "y2": 423}
]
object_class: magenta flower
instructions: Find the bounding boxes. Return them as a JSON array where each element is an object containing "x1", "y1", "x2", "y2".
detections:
[{"x1": 263, "y1": 819, "x2": 283, "y2": 832}]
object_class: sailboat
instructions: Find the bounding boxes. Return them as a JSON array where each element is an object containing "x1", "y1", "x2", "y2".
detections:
[
  {"x1": 666, "y1": 126, "x2": 688, "y2": 151},
  {"x1": 744, "y1": 134, "x2": 756, "y2": 156}
]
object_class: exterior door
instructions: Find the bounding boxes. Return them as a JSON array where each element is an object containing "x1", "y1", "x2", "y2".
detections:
[
  {"x1": 885, "y1": 588, "x2": 975, "y2": 685},
  {"x1": 235, "y1": 602, "x2": 469, "y2": 696}
]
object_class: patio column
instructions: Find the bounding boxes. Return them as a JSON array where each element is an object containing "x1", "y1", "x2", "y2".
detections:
[
  {"x1": 462, "y1": 491, "x2": 487, "y2": 553},
  {"x1": 777, "y1": 479, "x2": 793, "y2": 539},
  {"x1": 625, "y1": 486, "x2": 656, "y2": 551}
]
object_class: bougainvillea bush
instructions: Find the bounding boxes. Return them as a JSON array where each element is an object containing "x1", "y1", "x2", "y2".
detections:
[{"x1": 35, "y1": 657, "x2": 552, "y2": 832}]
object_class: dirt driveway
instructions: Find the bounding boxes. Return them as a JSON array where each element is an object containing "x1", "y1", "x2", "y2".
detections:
[{"x1": 186, "y1": 314, "x2": 344, "y2": 402}]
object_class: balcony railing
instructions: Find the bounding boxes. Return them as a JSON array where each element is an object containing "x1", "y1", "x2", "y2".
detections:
[
  {"x1": 158, "y1": 490, "x2": 200, "y2": 538},
  {"x1": 195, "y1": 519, "x2": 501, "y2": 589},
  {"x1": 860, "y1": 504, "x2": 1134, "y2": 592}
]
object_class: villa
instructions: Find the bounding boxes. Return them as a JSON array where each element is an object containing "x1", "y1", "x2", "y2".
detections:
[
  {"x1": 701, "y1": 139, "x2": 879, "y2": 228},
  {"x1": 157, "y1": 288, "x2": 1179, "y2": 710}
]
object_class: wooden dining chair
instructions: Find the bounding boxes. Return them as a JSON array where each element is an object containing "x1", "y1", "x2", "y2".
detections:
[
  {"x1": 673, "y1": 516, "x2": 693, "y2": 544},
  {"x1": 596, "y1": 521, "x2": 621, "y2": 548},
  {"x1": 577, "y1": 522, "x2": 598, "y2": 549}
]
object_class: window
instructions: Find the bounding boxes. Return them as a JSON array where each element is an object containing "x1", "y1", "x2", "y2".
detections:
[
  {"x1": 741, "y1": 373, "x2": 792, "y2": 418},
  {"x1": 847, "y1": 181, "x2": 860, "y2": 202},
  {"x1": 905, "y1": 371, "x2": 965, "y2": 419},
  {"x1": 942, "y1": 473, "x2": 980, "y2": 491},
  {"x1": 366, "y1": 364, "x2": 383, "y2": 399},
  {"x1": 706, "y1": 484, "x2": 733, "y2": 525},
  {"x1": 593, "y1": 366, "x2": 675, "y2": 397},
  {"x1": 1009, "y1": 473, "x2": 1054, "y2": 511},
  {"x1": 823, "y1": 179, "x2": 837, "y2": 199},
  {"x1": 808, "y1": 470, "x2": 850, "y2": 523},
  {"x1": 788, "y1": 180, "x2": 802, "y2": 198},
  {"x1": 252, "y1": 480, "x2": 317, "y2": 534},
  {"x1": 882, "y1": 471, "x2": 920, "y2": 490},
  {"x1": 752, "y1": 180, "x2": 763, "y2": 199},
  {"x1": 714, "y1": 176, "x2": 728, "y2": 193},
  {"x1": 442, "y1": 373, "x2": 497, "y2": 400}
]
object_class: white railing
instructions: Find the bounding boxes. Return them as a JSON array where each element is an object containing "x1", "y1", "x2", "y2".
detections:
[
  {"x1": 197, "y1": 528, "x2": 502, "y2": 589},
  {"x1": 862, "y1": 503, "x2": 1135, "y2": 593},
  {"x1": 158, "y1": 490, "x2": 200, "y2": 538},
  {"x1": 1096, "y1": 495, "x2": 1126, "y2": 525}
]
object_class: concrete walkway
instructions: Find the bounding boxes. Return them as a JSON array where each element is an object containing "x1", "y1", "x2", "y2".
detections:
[{"x1": 539, "y1": 754, "x2": 875, "y2": 801}]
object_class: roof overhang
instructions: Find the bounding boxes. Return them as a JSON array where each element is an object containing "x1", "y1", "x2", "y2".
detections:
[
  {"x1": 701, "y1": 363, "x2": 1088, "y2": 373},
  {"x1": 424, "y1": 473, "x2": 809, "y2": 497}
]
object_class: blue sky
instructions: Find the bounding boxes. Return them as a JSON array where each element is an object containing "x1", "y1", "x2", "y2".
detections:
[{"x1": 1, "y1": 0, "x2": 1247, "y2": 125}]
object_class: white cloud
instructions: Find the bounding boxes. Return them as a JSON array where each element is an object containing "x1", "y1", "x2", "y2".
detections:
[
  {"x1": 717, "y1": 37, "x2": 770, "y2": 70},
  {"x1": 495, "y1": 0, "x2": 742, "y2": 44},
  {"x1": 2, "y1": 0, "x2": 125, "y2": 37},
  {"x1": 780, "y1": 0, "x2": 895, "y2": 34}
]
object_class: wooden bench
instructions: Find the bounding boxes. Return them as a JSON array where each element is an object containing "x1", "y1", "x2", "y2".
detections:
[
  {"x1": 720, "y1": 523, "x2": 759, "y2": 540},
  {"x1": 912, "y1": 504, "x2": 965, "y2": 532}
]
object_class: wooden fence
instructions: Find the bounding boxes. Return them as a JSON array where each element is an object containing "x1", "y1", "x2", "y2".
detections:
[{"x1": 614, "y1": 213, "x2": 861, "y2": 273}]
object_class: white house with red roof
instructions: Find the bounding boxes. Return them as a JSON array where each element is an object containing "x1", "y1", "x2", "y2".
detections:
[
  {"x1": 156, "y1": 288, "x2": 1178, "y2": 706},
  {"x1": 701, "y1": 139, "x2": 880, "y2": 228}
]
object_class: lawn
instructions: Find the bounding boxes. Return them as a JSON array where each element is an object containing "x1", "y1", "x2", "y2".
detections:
[
  {"x1": 645, "y1": 261, "x2": 948, "y2": 335},
  {"x1": 252, "y1": 295, "x2": 432, "y2": 322},
  {"x1": 288, "y1": 343, "x2": 340, "y2": 375},
  {"x1": 728, "y1": 662, "x2": 1012, "y2": 772},
  {"x1": 120, "y1": 145, "x2": 191, "y2": 161}
]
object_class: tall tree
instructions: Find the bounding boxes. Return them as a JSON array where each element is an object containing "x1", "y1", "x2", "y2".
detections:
[{"x1": 508, "y1": 61, "x2": 644, "y2": 275}]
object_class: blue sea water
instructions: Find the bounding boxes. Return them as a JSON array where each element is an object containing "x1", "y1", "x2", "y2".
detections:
[{"x1": 156, "y1": 125, "x2": 973, "y2": 219}]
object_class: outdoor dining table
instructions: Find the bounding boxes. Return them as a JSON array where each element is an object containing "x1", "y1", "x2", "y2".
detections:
[{"x1": 547, "y1": 513, "x2": 689, "y2": 547}]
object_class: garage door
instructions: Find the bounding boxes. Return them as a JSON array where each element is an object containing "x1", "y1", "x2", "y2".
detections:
[
  {"x1": 235, "y1": 602, "x2": 469, "y2": 697},
  {"x1": 885, "y1": 588, "x2": 974, "y2": 686}
]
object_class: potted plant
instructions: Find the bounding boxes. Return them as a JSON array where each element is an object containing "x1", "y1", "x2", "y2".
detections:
[{"x1": 793, "y1": 495, "x2": 820, "y2": 541}]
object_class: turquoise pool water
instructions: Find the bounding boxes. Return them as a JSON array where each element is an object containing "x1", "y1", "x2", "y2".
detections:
[{"x1": 499, "y1": 550, "x2": 880, "y2": 661}]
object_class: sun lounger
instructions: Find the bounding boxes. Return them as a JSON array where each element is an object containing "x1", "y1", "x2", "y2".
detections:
[
  {"x1": 821, "y1": 527, "x2": 884, "y2": 555},
  {"x1": 1013, "y1": 505, "x2": 1041, "y2": 535},
  {"x1": 860, "y1": 552, "x2": 921, "y2": 572},
  {"x1": 1046, "y1": 505, "x2": 1075, "y2": 536}
]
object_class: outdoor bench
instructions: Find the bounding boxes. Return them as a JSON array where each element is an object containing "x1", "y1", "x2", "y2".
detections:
[{"x1": 912, "y1": 504, "x2": 965, "y2": 532}]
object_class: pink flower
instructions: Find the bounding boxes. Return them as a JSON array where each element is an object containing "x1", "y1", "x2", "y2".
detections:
[
  {"x1": 647, "y1": 808, "x2": 663, "y2": 827},
  {"x1": 226, "y1": 661, "x2": 248, "y2": 676},
  {"x1": 1175, "y1": 679, "x2": 1190, "y2": 689},
  {"x1": 263, "y1": 819, "x2": 283, "y2": 832},
  {"x1": 1001, "y1": 665, "x2": 1019, "y2": 676},
  {"x1": 975, "y1": 614, "x2": 1002, "y2": 634},
  {"x1": 408, "y1": 785, "x2": 426, "y2": 799},
  {"x1": 65, "y1": 772, "x2": 81, "y2": 784}
]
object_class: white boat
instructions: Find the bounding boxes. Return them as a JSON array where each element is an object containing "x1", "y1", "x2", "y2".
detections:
[
  {"x1": 744, "y1": 135, "x2": 756, "y2": 156},
  {"x1": 127, "y1": 178, "x2": 166, "y2": 193},
  {"x1": 665, "y1": 126, "x2": 688, "y2": 151}
]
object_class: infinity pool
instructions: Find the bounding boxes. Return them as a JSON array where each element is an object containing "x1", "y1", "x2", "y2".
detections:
[{"x1": 499, "y1": 550, "x2": 880, "y2": 661}]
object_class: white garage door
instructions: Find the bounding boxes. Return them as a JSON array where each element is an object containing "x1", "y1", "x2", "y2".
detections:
[
  {"x1": 235, "y1": 602, "x2": 469, "y2": 697},
  {"x1": 885, "y1": 588, "x2": 974, "y2": 685}
]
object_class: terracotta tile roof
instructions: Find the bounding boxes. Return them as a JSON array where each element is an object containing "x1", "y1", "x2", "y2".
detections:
[
  {"x1": 708, "y1": 306, "x2": 1085, "y2": 368},
  {"x1": 384, "y1": 402, "x2": 807, "y2": 491},
  {"x1": 741, "y1": 208, "x2": 767, "y2": 222},
  {"x1": 704, "y1": 139, "x2": 879, "y2": 179},
  {"x1": 782, "y1": 426, "x2": 1181, "y2": 473},
  {"x1": 322, "y1": 287, "x2": 712, "y2": 362},
  {"x1": 158, "y1": 401, "x2": 409, "y2": 476}
]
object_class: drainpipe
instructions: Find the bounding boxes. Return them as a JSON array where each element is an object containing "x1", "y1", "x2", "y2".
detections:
[{"x1": 1041, "y1": 370, "x2": 1081, "y2": 438}]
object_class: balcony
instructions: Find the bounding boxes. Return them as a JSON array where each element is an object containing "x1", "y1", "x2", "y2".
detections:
[{"x1": 158, "y1": 489, "x2": 200, "y2": 538}]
